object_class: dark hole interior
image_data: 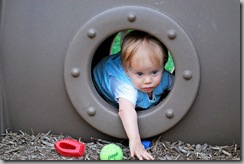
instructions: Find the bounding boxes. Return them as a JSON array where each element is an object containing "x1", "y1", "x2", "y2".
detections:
[{"x1": 91, "y1": 31, "x2": 174, "y2": 111}]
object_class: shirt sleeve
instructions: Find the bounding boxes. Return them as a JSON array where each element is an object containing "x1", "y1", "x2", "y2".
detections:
[{"x1": 109, "y1": 76, "x2": 137, "y2": 106}]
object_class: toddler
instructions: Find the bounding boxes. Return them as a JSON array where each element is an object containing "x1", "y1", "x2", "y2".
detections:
[{"x1": 93, "y1": 30, "x2": 174, "y2": 160}]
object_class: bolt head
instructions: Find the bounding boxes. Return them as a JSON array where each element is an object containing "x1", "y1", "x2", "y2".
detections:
[
  {"x1": 71, "y1": 68, "x2": 80, "y2": 77},
  {"x1": 87, "y1": 107, "x2": 96, "y2": 116},
  {"x1": 166, "y1": 109, "x2": 174, "y2": 118},
  {"x1": 183, "y1": 70, "x2": 192, "y2": 80},
  {"x1": 128, "y1": 13, "x2": 136, "y2": 22},
  {"x1": 167, "y1": 30, "x2": 176, "y2": 40},
  {"x1": 87, "y1": 29, "x2": 96, "y2": 38}
]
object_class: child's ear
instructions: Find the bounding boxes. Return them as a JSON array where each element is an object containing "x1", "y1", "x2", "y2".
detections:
[
  {"x1": 124, "y1": 68, "x2": 131, "y2": 77},
  {"x1": 122, "y1": 66, "x2": 128, "y2": 72}
]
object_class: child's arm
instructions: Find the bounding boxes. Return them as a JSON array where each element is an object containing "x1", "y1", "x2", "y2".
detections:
[{"x1": 118, "y1": 98, "x2": 154, "y2": 160}]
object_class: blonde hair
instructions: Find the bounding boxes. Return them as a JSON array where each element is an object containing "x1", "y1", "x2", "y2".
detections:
[{"x1": 121, "y1": 31, "x2": 168, "y2": 69}]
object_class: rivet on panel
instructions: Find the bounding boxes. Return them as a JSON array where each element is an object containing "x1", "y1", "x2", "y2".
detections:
[
  {"x1": 71, "y1": 68, "x2": 80, "y2": 77},
  {"x1": 165, "y1": 109, "x2": 174, "y2": 119},
  {"x1": 87, "y1": 106, "x2": 96, "y2": 116},
  {"x1": 87, "y1": 28, "x2": 96, "y2": 38},
  {"x1": 167, "y1": 30, "x2": 177, "y2": 40},
  {"x1": 183, "y1": 70, "x2": 192, "y2": 80},
  {"x1": 127, "y1": 12, "x2": 136, "y2": 22}
]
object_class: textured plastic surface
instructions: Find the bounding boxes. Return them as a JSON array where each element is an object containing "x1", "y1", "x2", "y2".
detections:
[
  {"x1": 0, "y1": 0, "x2": 240, "y2": 145},
  {"x1": 54, "y1": 139, "x2": 86, "y2": 157}
]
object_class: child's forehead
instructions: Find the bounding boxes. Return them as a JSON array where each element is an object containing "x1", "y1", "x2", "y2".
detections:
[
  {"x1": 122, "y1": 39, "x2": 165, "y2": 69},
  {"x1": 131, "y1": 45, "x2": 163, "y2": 62},
  {"x1": 130, "y1": 63, "x2": 161, "y2": 71},
  {"x1": 130, "y1": 53, "x2": 163, "y2": 71}
]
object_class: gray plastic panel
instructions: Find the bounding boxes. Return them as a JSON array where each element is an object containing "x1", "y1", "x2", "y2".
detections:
[{"x1": 0, "y1": 0, "x2": 240, "y2": 145}]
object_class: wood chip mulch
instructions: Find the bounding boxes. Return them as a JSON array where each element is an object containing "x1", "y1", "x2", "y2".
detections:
[{"x1": 0, "y1": 129, "x2": 240, "y2": 160}]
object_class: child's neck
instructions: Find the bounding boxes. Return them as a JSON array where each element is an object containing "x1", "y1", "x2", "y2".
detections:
[{"x1": 147, "y1": 92, "x2": 153, "y2": 100}]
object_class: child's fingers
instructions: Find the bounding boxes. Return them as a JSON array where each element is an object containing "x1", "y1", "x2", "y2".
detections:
[
  {"x1": 145, "y1": 152, "x2": 154, "y2": 160},
  {"x1": 133, "y1": 148, "x2": 153, "y2": 160},
  {"x1": 130, "y1": 150, "x2": 135, "y2": 158},
  {"x1": 134, "y1": 151, "x2": 143, "y2": 160},
  {"x1": 141, "y1": 151, "x2": 154, "y2": 160}
]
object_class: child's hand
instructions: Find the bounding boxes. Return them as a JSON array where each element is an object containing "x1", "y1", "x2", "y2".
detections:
[{"x1": 129, "y1": 139, "x2": 154, "y2": 160}]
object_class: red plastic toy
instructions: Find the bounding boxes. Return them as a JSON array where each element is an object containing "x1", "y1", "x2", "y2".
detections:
[{"x1": 54, "y1": 138, "x2": 86, "y2": 157}]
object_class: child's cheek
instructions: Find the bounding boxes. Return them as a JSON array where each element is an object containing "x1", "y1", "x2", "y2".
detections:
[
  {"x1": 155, "y1": 76, "x2": 162, "y2": 87},
  {"x1": 132, "y1": 78, "x2": 141, "y2": 89}
]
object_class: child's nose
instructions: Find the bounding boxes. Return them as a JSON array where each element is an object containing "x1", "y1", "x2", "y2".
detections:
[{"x1": 144, "y1": 77, "x2": 152, "y2": 84}]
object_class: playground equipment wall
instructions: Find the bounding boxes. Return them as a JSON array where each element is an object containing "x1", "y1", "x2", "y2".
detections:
[{"x1": 0, "y1": 0, "x2": 240, "y2": 145}]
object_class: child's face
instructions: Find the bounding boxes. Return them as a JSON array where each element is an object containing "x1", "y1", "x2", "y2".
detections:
[{"x1": 125, "y1": 46, "x2": 163, "y2": 95}]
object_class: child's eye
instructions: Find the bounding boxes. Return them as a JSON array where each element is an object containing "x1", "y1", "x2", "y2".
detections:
[
  {"x1": 137, "y1": 72, "x2": 143, "y2": 76},
  {"x1": 152, "y1": 70, "x2": 158, "y2": 75}
]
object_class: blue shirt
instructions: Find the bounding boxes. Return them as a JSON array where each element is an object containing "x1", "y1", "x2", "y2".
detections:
[{"x1": 93, "y1": 52, "x2": 174, "y2": 109}]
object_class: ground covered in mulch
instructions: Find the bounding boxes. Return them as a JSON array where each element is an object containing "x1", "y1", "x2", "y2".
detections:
[{"x1": 0, "y1": 129, "x2": 241, "y2": 161}]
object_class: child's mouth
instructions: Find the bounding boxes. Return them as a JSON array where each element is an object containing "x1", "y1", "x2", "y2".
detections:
[{"x1": 143, "y1": 87, "x2": 153, "y2": 92}]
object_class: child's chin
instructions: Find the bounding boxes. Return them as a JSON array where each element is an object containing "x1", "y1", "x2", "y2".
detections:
[{"x1": 141, "y1": 90, "x2": 153, "y2": 95}]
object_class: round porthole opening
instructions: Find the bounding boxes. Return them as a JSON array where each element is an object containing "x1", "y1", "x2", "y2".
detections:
[{"x1": 64, "y1": 5, "x2": 200, "y2": 139}]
